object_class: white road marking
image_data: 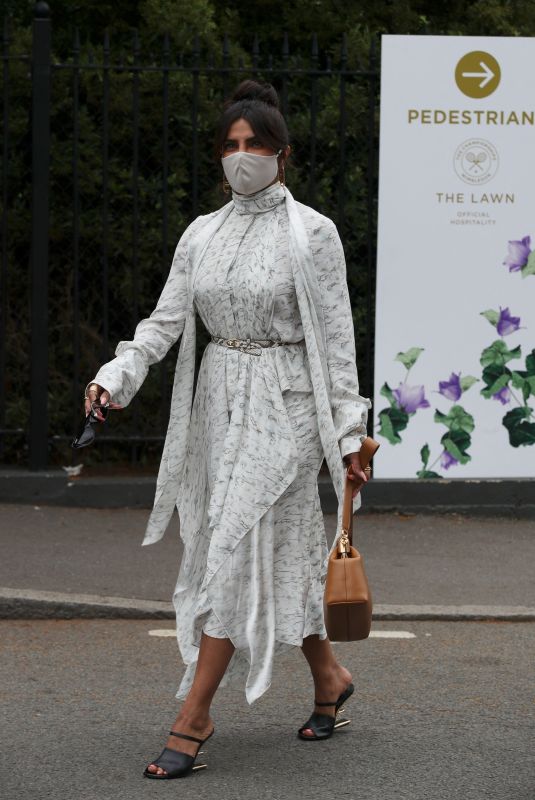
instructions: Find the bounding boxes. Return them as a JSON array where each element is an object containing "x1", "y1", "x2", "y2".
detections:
[
  {"x1": 148, "y1": 629, "x2": 417, "y2": 639},
  {"x1": 148, "y1": 628, "x2": 176, "y2": 636}
]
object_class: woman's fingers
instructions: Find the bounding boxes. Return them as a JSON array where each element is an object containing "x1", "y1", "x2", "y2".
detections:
[
  {"x1": 348, "y1": 470, "x2": 366, "y2": 498},
  {"x1": 345, "y1": 459, "x2": 369, "y2": 499},
  {"x1": 347, "y1": 464, "x2": 368, "y2": 483},
  {"x1": 84, "y1": 384, "x2": 110, "y2": 415},
  {"x1": 84, "y1": 385, "x2": 98, "y2": 415}
]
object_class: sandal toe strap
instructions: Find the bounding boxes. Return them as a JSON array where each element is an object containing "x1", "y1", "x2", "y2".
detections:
[
  {"x1": 151, "y1": 747, "x2": 194, "y2": 775},
  {"x1": 299, "y1": 712, "x2": 336, "y2": 738}
]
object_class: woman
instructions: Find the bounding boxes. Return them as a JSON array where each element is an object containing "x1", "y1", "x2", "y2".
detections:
[{"x1": 85, "y1": 80, "x2": 372, "y2": 779}]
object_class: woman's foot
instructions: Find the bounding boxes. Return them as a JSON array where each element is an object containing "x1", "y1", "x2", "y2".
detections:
[
  {"x1": 299, "y1": 664, "x2": 353, "y2": 739},
  {"x1": 145, "y1": 710, "x2": 215, "y2": 777}
]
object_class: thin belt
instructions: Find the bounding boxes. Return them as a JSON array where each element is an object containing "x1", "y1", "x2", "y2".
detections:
[{"x1": 211, "y1": 335, "x2": 304, "y2": 356}]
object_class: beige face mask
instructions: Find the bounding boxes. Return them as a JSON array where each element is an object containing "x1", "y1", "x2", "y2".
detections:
[{"x1": 221, "y1": 149, "x2": 282, "y2": 196}]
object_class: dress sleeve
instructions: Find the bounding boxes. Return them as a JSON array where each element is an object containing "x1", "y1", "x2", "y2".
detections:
[
  {"x1": 85, "y1": 218, "x2": 199, "y2": 409},
  {"x1": 311, "y1": 217, "x2": 372, "y2": 457}
]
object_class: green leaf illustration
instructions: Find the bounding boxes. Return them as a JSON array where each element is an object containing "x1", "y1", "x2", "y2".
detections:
[
  {"x1": 480, "y1": 352, "x2": 535, "y2": 399},
  {"x1": 510, "y1": 370, "x2": 526, "y2": 389},
  {"x1": 417, "y1": 443, "x2": 441, "y2": 477},
  {"x1": 524, "y1": 380, "x2": 535, "y2": 404},
  {"x1": 522, "y1": 250, "x2": 535, "y2": 278},
  {"x1": 420, "y1": 443, "x2": 430, "y2": 467},
  {"x1": 378, "y1": 407, "x2": 409, "y2": 445},
  {"x1": 379, "y1": 381, "x2": 396, "y2": 407},
  {"x1": 394, "y1": 347, "x2": 424, "y2": 370},
  {"x1": 416, "y1": 469, "x2": 442, "y2": 479},
  {"x1": 480, "y1": 365, "x2": 512, "y2": 399},
  {"x1": 511, "y1": 371, "x2": 535, "y2": 402},
  {"x1": 502, "y1": 406, "x2": 535, "y2": 447},
  {"x1": 434, "y1": 405, "x2": 475, "y2": 434},
  {"x1": 480, "y1": 340, "x2": 522, "y2": 368},
  {"x1": 480, "y1": 309, "x2": 499, "y2": 327},
  {"x1": 460, "y1": 375, "x2": 478, "y2": 393},
  {"x1": 440, "y1": 430, "x2": 472, "y2": 464}
]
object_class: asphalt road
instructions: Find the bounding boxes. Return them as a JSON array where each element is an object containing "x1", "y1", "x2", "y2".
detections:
[{"x1": 2, "y1": 618, "x2": 533, "y2": 800}]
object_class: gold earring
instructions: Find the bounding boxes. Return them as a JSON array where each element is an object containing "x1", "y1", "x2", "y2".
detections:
[{"x1": 223, "y1": 177, "x2": 231, "y2": 194}]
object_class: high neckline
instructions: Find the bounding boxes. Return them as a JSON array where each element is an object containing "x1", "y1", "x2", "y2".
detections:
[{"x1": 232, "y1": 181, "x2": 286, "y2": 215}]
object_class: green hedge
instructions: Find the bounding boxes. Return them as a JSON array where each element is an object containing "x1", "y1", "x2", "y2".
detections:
[{"x1": 2, "y1": 0, "x2": 534, "y2": 468}]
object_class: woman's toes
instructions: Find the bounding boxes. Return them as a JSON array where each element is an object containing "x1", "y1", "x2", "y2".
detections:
[{"x1": 147, "y1": 762, "x2": 167, "y2": 775}]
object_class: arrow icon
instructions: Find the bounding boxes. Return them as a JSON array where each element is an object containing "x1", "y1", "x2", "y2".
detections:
[{"x1": 461, "y1": 60, "x2": 495, "y2": 88}]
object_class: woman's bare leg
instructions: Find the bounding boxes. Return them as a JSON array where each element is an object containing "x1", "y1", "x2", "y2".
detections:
[
  {"x1": 299, "y1": 634, "x2": 353, "y2": 738},
  {"x1": 146, "y1": 632, "x2": 235, "y2": 775}
]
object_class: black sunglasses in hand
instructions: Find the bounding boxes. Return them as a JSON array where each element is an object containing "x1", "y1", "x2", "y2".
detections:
[{"x1": 71, "y1": 400, "x2": 123, "y2": 449}]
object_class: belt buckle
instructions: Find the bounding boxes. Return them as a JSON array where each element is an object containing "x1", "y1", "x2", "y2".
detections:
[{"x1": 223, "y1": 337, "x2": 262, "y2": 356}]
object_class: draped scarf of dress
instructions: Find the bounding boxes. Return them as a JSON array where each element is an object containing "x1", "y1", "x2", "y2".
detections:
[{"x1": 141, "y1": 186, "x2": 362, "y2": 580}]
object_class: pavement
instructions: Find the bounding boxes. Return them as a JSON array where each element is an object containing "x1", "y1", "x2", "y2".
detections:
[
  {"x1": 2, "y1": 504, "x2": 535, "y2": 799},
  {"x1": 1, "y1": 503, "x2": 534, "y2": 619},
  {"x1": 2, "y1": 618, "x2": 534, "y2": 800}
]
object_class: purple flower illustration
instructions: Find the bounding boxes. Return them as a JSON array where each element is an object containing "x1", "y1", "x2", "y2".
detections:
[
  {"x1": 503, "y1": 236, "x2": 531, "y2": 272},
  {"x1": 440, "y1": 450, "x2": 459, "y2": 470},
  {"x1": 393, "y1": 383, "x2": 430, "y2": 413},
  {"x1": 438, "y1": 372, "x2": 461, "y2": 401},
  {"x1": 496, "y1": 306, "x2": 521, "y2": 337},
  {"x1": 492, "y1": 386, "x2": 511, "y2": 405}
]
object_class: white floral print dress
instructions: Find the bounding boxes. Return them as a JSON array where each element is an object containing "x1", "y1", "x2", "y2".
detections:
[{"x1": 89, "y1": 180, "x2": 371, "y2": 705}]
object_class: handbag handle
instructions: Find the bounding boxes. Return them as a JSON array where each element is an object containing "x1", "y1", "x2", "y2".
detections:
[{"x1": 339, "y1": 436, "x2": 380, "y2": 554}]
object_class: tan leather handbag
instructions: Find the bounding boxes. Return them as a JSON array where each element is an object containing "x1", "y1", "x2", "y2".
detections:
[{"x1": 323, "y1": 436, "x2": 380, "y2": 642}]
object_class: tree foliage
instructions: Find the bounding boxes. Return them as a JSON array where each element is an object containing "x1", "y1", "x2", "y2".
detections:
[{"x1": 2, "y1": 0, "x2": 535, "y2": 467}]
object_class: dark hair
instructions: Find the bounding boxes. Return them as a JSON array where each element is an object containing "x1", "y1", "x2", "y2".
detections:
[{"x1": 214, "y1": 80, "x2": 290, "y2": 161}]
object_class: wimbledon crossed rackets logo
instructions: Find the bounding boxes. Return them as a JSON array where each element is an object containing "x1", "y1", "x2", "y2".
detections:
[{"x1": 453, "y1": 138, "x2": 499, "y2": 186}]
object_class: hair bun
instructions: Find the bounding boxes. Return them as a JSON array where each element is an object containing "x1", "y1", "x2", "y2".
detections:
[{"x1": 225, "y1": 80, "x2": 280, "y2": 110}]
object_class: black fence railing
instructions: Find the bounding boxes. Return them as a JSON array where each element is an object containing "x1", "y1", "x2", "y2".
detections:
[{"x1": 0, "y1": 1, "x2": 380, "y2": 470}]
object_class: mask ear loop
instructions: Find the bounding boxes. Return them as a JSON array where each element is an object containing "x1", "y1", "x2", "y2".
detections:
[
  {"x1": 277, "y1": 147, "x2": 286, "y2": 186},
  {"x1": 220, "y1": 146, "x2": 231, "y2": 194}
]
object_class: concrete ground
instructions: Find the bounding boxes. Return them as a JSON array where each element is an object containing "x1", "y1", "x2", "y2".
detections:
[
  {"x1": 1, "y1": 504, "x2": 534, "y2": 612},
  {"x1": 2, "y1": 617, "x2": 533, "y2": 800},
  {"x1": 2, "y1": 504, "x2": 534, "y2": 799}
]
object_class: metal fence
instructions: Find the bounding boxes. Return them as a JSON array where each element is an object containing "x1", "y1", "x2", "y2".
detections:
[{"x1": 0, "y1": 1, "x2": 379, "y2": 470}]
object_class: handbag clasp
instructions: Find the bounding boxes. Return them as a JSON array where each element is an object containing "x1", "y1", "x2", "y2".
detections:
[{"x1": 338, "y1": 529, "x2": 350, "y2": 557}]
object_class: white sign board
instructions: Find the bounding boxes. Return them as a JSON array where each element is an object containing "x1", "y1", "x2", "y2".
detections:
[{"x1": 374, "y1": 35, "x2": 535, "y2": 478}]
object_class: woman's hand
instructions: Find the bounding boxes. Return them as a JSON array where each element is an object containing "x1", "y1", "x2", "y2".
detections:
[
  {"x1": 343, "y1": 451, "x2": 369, "y2": 499},
  {"x1": 84, "y1": 383, "x2": 110, "y2": 419}
]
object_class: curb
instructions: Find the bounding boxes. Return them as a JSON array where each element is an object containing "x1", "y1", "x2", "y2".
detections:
[
  {"x1": 0, "y1": 588, "x2": 173, "y2": 620},
  {"x1": 2, "y1": 588, "x2": 535, "y2": 622},
  {"x1": 1, "y1": 470, "x2": 534, "y2": 517}
]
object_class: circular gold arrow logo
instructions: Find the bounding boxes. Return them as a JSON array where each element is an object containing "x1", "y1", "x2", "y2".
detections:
[{"x1": 455, "y1": 51, "x2": 501, "y2": 98}]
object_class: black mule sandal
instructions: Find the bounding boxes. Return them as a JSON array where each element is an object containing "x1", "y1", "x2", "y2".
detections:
[
  {"x1": 297, "y1": 682, "x2": 355, "y2": 741},
  {"x1": 143, "y1": 728, "x2": 214, "y2": 779}
]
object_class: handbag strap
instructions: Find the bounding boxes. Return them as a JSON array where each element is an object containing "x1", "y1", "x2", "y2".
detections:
[{"x1": 339, "y1": 436, "x2": 380, "y2": 554}]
